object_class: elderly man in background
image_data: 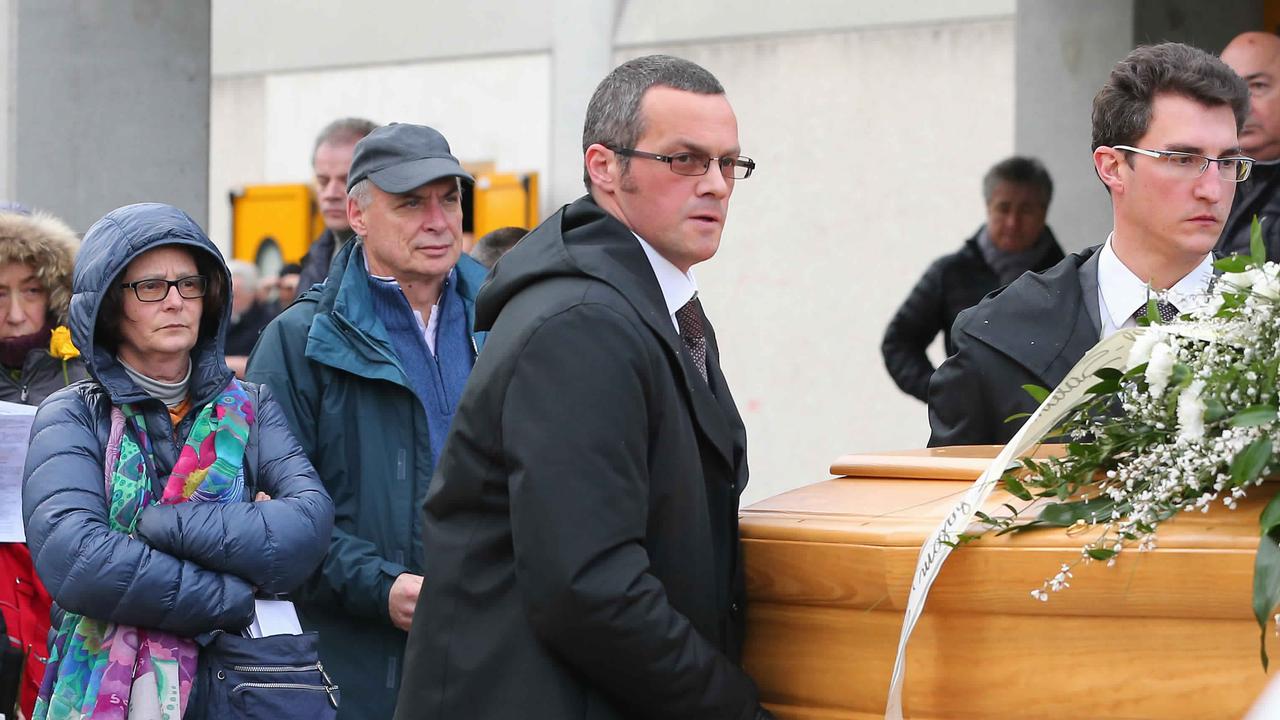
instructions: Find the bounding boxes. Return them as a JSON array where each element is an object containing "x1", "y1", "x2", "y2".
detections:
[
  {"x1": 297, "y1": 117, "x2": 378, "y2": 292},
  {"x1": 223, "y1": 259, "x2": 276, "y2": 377},
  {"x1": 248, "y1": 122, "x2": 489, "y2": 720},
  {"x1": 881, "y1": 157, "x2": 1064, "y2": 403},
  {"x1": 1219, "y1": 31, "x2": 1280, "y2": 259}
]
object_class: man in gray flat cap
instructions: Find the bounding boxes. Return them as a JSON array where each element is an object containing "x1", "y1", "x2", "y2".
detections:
[{"x1": 247, "y1": 123, "x2": 488, "y2": 720}]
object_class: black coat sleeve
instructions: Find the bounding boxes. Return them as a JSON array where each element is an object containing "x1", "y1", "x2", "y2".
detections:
[
  {"x1": 927, "y1": 309, "x2": 1026, "y2": 447},
  {"x1": 133, "y1": 386, "x2": 334, "y2": 595},
  {"x1": 881, "y1": 260, "x2": 946, "y2": 402},
  {"x1": 504, "y1": 304, "x2": 761, "y2": 720}
]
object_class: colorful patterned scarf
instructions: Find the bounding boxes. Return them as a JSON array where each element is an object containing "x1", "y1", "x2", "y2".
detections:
[{"x1": 33, "y1": 379, "x2": 255, "y2": 720}]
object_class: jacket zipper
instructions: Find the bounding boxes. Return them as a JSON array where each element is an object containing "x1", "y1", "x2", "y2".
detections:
[
  {"x1": 231, "y1": 681, "x2": 339, "y2": 708},
  {"x1": 231, "y1": 663, "x2": 320, "y2": 673},
  {"x1": 225, "y1": 661, "x2": 339, "y2": 707}
]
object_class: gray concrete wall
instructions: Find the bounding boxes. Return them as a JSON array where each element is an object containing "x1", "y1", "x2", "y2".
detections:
[
  {"x1": 12, "y1": 0, "x2": 210, "y2": 232},
  {"x1": 1134, "y1": 0, "x2": 1261, "y2": 51},
  {"x1": 1014, "y1": 0, "x2": 1135, "y2": 253}
]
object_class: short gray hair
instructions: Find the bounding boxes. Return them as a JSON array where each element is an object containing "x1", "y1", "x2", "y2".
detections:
[
  {"x1": 982, "y1": 157, "x2": 1054, "y2": 206},
  {"x1": 225, "y1": 258, "x2": 259, "y2": 286},
  {"x1": 348, "y1": 176, "x2": 463, "y2": 213},
  {"x1": 348, "y1": 179, "x2": 373, "y2": 210},
  {"x1": 581, "y1": 55, "x2": 724, "y2": 190},
  {"x1": 312, "y1": 117, "x2": 378, "y2": 162}
]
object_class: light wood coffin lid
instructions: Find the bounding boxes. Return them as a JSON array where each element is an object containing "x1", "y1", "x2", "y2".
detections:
[{"x1": 738, "y1": 446, "x2": 1278, "y2": 720}]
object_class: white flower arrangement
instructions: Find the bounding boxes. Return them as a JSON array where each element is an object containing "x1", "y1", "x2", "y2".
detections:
[{"x1": 974, "y1": 220, "x2": 1280, "y2": 666}]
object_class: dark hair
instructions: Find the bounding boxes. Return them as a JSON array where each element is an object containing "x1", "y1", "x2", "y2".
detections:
[
  {"x1": 582, "y1": 55, "x2": 724, "y2": 190},
  {"x1": 470, "y1": 226, "x2": 527, "y2": 269},
  {"x1": 982, "y1": 156, "x2": 1053, "y2": 205},
  {"x1": 1092, "y1": 42, "x2": 1249, "y2": 152},
  {"x1": 95, "y1": 245, "x2": 227, "y2": 353},
  {"x1": 312, "y1": 117, "x2": 378, "y2": 162},
  {"x1": 279, "y1": 262, "x2": 303, "y2": 276}
]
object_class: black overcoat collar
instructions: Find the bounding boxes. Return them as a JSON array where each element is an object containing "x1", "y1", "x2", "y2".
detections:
[{"x1": 556, "y1": 197, "x2": 738, "y2": 470}]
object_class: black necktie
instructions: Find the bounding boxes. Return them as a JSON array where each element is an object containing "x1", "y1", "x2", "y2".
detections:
[
  {"x1": 1133, "y1": 299, "x2": 1179, "y2": 324},
  {"x1": 675, "y1": 296, "x2": 708, "y2": 382}
]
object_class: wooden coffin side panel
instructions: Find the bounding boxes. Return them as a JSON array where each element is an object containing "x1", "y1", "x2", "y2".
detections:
[{"x1": 741, "y1": 465, "x2": 1279, "y2": 719}]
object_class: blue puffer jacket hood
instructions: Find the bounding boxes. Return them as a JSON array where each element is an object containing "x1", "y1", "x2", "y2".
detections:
[{"x1": 69, "y1": 203, "x2": 233, "y2": 405}]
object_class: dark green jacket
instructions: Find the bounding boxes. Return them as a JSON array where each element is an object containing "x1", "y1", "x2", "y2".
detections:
[{"x1": 246, "y1": 238, "x2": 487, "y2": 720}]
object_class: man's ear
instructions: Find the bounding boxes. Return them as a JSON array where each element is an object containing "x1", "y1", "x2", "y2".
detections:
[
  {"x1": 1094, "y1": 146, "x2": 1126, "y2": 195},
  {"x1": 584, "y1": 143, "x2": 619, "y2": 191},
  {"x1": 347, "y1": 194, "x2": 367, "y2": 236}
]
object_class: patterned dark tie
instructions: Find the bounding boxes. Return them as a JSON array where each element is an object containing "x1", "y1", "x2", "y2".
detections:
[
  {"x1": 675, "y1": 295, "x2": 708, "y2": 382},
  {"x1": 1133, "y1": 299, "x2": 1179, "y2": 324}
]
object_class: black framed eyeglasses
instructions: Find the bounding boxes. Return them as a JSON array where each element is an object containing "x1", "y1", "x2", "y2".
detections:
[
  {"x1": 1112, "y1": 145, "x2": 1255, "y2": 182},
  {"x1": 610, "y1": 147, "x2": 756, "y2": 179},
  {"x1": 120, "y1": 275, "x2": 208, "y2": 302}
]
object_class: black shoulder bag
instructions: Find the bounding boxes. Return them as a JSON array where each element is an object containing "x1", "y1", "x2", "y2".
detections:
[{"x1": 188, "y1": 381, "x2": 339, "y2": 720}]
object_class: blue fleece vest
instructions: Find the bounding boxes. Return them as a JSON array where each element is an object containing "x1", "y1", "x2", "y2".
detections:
[{"x1": 366, "y1": 269, "x2": 474, "y2": 463}]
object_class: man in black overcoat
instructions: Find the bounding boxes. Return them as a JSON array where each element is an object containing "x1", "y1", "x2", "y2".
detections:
[
  {"x1": 395, "y1": 55, "x2": 774, "y2": 720},
  {"x1": 928, "y1": 42, "x2": 1251, "y2": 447},
  {"x1": 881, "y1": 156, "x2": 1064, "y2": 402}
]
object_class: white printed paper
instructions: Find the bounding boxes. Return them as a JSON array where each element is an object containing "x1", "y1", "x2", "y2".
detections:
[
  {"x1": 247, "y1": 599, "x2": 303, "y2": 638},
  {"x1": 0, "y1": 400, "x2": 37, "y2": 543}
]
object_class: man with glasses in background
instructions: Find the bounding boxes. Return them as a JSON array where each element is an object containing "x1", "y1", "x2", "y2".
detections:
[
  {"x1": 928, "y1": 42, "x2": 1251, "y2": 447},
  {"x1": 395, "y1": 55, "x2": 776, "y2": 720}
]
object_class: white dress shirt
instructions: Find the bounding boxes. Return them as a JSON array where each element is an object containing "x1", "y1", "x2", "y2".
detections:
[
  {"x1": 634, "y1": 233, "x2": 698, "y2": 333},
  {"x1": 1096, "y1": 233, "x2": 1214, "y2": 338}
]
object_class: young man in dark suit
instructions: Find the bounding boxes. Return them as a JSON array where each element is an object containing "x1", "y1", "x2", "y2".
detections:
[
  {"x1": 395, "y1": 55, "x2": 773, "y2": 720},
  {"x1": 928, "y1": 42, "x2": 1252, "y2": 447}
]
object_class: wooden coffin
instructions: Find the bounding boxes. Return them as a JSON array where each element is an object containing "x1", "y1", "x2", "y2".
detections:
[{"x1": 740, "y1": 446, "x2": 1278, "y2": 720}]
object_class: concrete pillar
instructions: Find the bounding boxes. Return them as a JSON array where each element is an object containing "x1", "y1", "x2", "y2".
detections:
[
  {"x1": 1015, "y1": 0, "x2": 1263, "y2": 253},
  {"x1": 548, "y1": 0, "x2": 617, "y2": 213},
  {"x1": 1015, "y1": 0, "x2": 1135, "y2": 253},
  {"x1": 2, "y1": 0, "x2": 210, "y2": 232}
]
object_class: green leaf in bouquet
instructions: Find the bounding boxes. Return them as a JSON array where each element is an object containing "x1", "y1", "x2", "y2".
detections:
[
  {"x1": 1203, "y1": 397, "x2": 1228, "y2": 424},
  {"x1": 1145, "y1": 298, "x2": 1160, "y2": 325},
  {"x1": 1093, "y1": 367, "x2": 1123, "y2": 382},
  {"x1": 1231, "y1": 438, "x2": 1274, "y2": 487},
  {"x1": 1231, "y1": 405, "x2": 1279, "y2": 428},
  {"x1": 1251, "y1": 215, "x2": 1267, "y2": 268},
  {"x1": 1022, "y1": 384, "x2": 1050, "y2": 404},
  {"x1": 1038, "y1": 497, "x2": 1116, "y2": 526},
  {"x1": 1122, "y1": 363, "x2": 1148, "y2": 380},
  {"x1": 1261, "y1": 493, "x2": 1280, "y2": 536},
  {"x1": 1253, "y1": 530, "x2": 1280, "y2": 670},
  {"x1": 1003, "y1": 411, "x2": 1032, "y2": 423},
  {"x1": 1002, "y1": 475, "x2": 1033, "y2": 501},
  {"x1": 1215, "y1": 254, "x2": 1254, "y2": 273},
  {"x1": 1221, "y1": 291, "x2": 1248, "y2": 310},
  {"x1": 1086, "y1": 547, "x2": 1117, "y2": 561},
  {"x1": 1086, "y1": 380, "x2": 1119, "y2": 396}
]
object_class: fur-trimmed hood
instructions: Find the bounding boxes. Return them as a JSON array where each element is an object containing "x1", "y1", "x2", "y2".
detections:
[{"x1": 0, "y1": 210, "x2": 78, "y2": 325}]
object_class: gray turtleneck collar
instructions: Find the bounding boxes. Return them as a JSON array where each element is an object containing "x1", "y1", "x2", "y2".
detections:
[{"x1": 118, "y1": 357, "x2": 191, "y2": 409}]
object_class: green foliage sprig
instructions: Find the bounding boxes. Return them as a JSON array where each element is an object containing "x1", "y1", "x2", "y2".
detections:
[{"x1": 972, "y1": 218, "x2": 1280, "y2": 666}]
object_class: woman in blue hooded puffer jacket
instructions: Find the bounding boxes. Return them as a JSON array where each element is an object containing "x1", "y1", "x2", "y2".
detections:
[{"x1": 21, "y1": 203, "x2": 334, "y2": 719}]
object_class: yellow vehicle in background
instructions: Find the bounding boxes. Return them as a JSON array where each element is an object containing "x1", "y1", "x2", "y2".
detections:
[{"x1": 231, "y1": 163, "x2": 538, "y2": 275}]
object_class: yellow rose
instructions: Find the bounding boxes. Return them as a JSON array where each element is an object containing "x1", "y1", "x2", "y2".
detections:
[{"x1": 49, "y1": 325, "x2": 80, "y2": 361}]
